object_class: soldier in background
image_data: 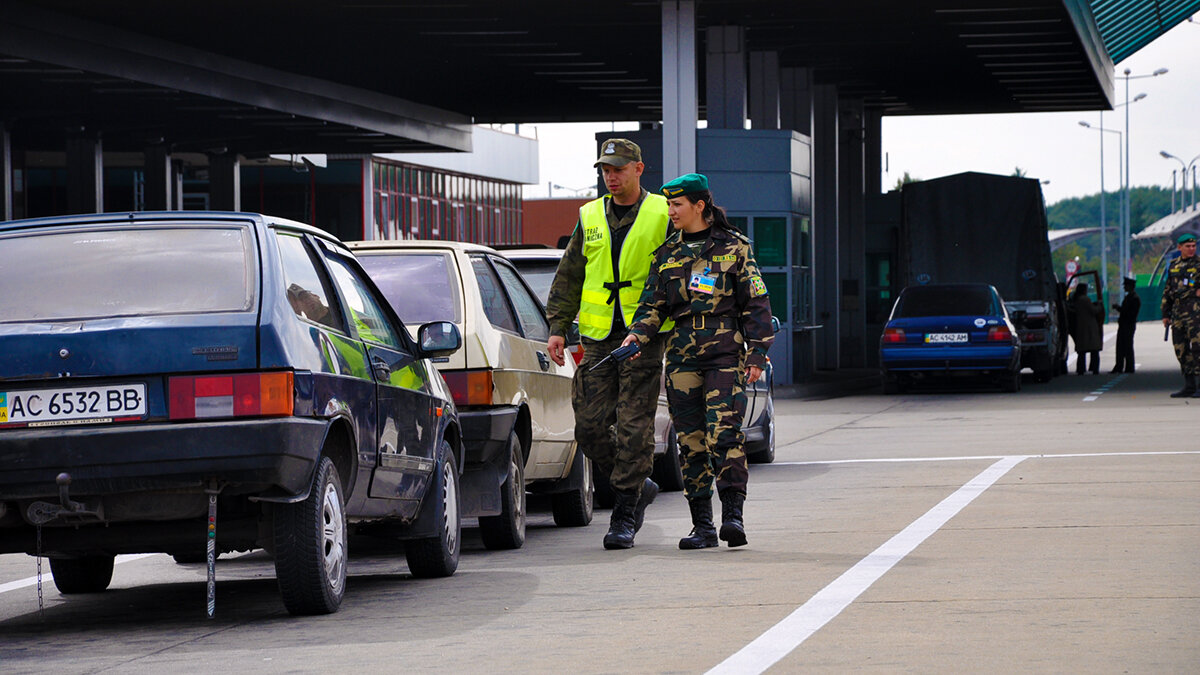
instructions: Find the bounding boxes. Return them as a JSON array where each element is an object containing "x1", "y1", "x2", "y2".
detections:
[
  {"x1": 1110, "y1": 277, "x2": 1140, "y2": 374},
  {"x1": 622, "y1": 173, "x2": 774, "y2": 549},
  {"x1": 1161, "y1": 232, "x2": 1200, "y2": 397},
  {"x1": 545, "y1": 139, "x2": 672, "y2": 550}
]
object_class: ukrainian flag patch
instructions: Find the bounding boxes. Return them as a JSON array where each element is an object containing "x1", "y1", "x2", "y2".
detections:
[{"x1": 750, "y1": 276, "x2": 768, "y2": 297}]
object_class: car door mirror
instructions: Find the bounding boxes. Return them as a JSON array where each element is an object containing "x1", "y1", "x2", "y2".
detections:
[
  {"x1": 417, "y1": 321, "x2": 461, "y2": 358},
  {"x1": 771, "y1": 316, "x2": 782, "y2": 334}
]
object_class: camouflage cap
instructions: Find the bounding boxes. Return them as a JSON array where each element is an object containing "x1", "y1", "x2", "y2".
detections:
[
  {"x1": 660, "y1": 173, "x2": 709, "y2": 197},
  {"x1": 594, "y1": 138, "x2": 642, "y2": 168},
  {"x1": 1178, "y1": 232, "x2": 1197, "y2": 244}
]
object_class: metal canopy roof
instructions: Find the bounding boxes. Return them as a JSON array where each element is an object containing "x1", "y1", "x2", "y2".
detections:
[
  {"x1": 1091, "y1": 0, "x2": 1200, "y2": 63},
  {"x1": 0, "y1": 1, "x2": 1192, "y2": 156}
]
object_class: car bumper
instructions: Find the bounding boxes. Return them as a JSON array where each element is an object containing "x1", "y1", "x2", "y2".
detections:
[
  {"x1": 880, "y1": 345, "x2": 1020, "y2": 372},
  {"x1": 0, "y1": 417, "x2": 328, "y2": 502},
  {"x1": 458, "y1": 406, "x2": 518, "y2": 469}
]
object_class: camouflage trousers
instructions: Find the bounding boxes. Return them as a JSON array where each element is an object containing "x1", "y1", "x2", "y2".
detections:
[
  {"x1": 572, "y1": 331, "x2": 666, "y2": 493},
  {"x1": 1170, "y1": 316, "x2": 1200, "y2": 375},
  {"x1": 665, "y1": 361, "x2": 748, "y2": 500}
]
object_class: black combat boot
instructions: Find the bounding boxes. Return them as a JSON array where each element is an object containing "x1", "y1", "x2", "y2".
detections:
[
  {"x1": 718, "y1": 490, "x2": 747, "y2": 548},
  {"x1": 603, "y1": 490, "x2": 638, "y2": 550},
  {"x1": 633, "y1": 478, "x2": 658, "y2": 533},
  {"x1": 678, "y1": 498, "x2": 719, "y2": 550},
  {"x1": 1169, "y1": 374, "x2": 1196, "y2": 398}
]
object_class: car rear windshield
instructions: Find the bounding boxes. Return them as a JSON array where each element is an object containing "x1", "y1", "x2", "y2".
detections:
[
  {"x1": 893, "y1": 285, "x2": 998, "y2": 318},
  {"x1": 357, "y1": 252, "x2": 462, "y2": 324},
  {"x1": 0, "y1": 225, "x2": 255, "y2": 322},
  {"x1": 509, "y1": 260, "x2": 559, "y2": 304}
]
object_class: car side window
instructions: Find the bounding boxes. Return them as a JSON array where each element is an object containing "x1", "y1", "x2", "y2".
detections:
[
  {"x1": 493, "y1": 259, "x2": 550, "y2": 342},
  {"x1": 470, "y1": 255, "x2": 519, "y2": 333},
  {"x1": 324, "y1": 252, "x2": 405, "y2": 351},
  {"x1": 276, "y1": 232, "x2": 345, "y2": 332}
]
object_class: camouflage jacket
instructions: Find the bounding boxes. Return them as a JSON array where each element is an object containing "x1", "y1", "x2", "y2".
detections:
[
  {"x1": 1161, "y1": 254, "x2": 1200, "y2": 322},
  {"x1": 545, "y1": 188, "x2": 661, "y2": 338},
  {"x1": 627, "y1": 224, "x2": 774, "y2": 369}
]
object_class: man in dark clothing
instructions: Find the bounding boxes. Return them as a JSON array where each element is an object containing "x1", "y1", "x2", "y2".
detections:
[{"x1": 1110, "y1": 277, "x2": 1140, "y2": 374}]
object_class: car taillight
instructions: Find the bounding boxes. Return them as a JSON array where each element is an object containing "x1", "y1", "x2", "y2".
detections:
[
  {"x1": 988, "y1": 325, "x2": 1014, "y2": 341},
  {"x1": 1022, "y1": 330, "x2": 1044, "y2": 343},
  {"x1": 170, "y1": 371, "x2": 294, "y2": 420},
  {"x1": 441, "y1": 369, "x2": 494, "y2": 406},
  {"x1": 882, "y1": 327, "x2": 905, "y2": 343}
]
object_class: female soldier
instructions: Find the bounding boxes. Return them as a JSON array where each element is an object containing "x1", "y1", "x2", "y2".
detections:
[{"x1": 620, "y1": 173, "x2": 774, "y2": 549}]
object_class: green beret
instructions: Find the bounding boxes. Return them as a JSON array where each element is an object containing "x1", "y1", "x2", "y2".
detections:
[
  {"x1": 1178, "y1": 232, "x2": 1197, "y2": 244},
  {"x1": 660, "y1": 173, "x2": 709, "y2": 198}
]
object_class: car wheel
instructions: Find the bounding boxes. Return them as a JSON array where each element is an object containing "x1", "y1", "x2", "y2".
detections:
[
  {"x1": 49, "y1": 555, "x2": 114, "y2": 594},
  {"x1": 1001, "y1": 370, "x2": 1022, "y2": 393},
  {"x1": 479, "y1": 430, "x2": 526, "y2": 550},
  {"x1": 747, "y1": 397, "x2": 776, "y2": 464},
  {"x1": 406, "y1": 440, "x2": 461, "y2": 578},
  {"x1": 551, "y1": 450, "x2": 594, "y2": 527},
  {"x1": 274, "y1": 456, "x2": 347, "y2": 615},
  {"x1": 651, "y1": 422, "x2": 686, "y2": 491}
]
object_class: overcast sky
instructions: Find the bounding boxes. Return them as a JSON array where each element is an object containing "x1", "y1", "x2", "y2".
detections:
[{"x1": 520, "y1": 17, "x2": 1199, "y2": 206}]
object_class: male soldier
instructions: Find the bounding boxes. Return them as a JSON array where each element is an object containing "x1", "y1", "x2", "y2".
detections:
[
  {"x1": 1110, "y1": 277, "x2": 1140, "y2": 374},
  {"x1": 545, "y1": 139, "x2": 672, "y2": 549},
  {"x1": 1161, "y1": 232, "x2": 1200, "y2": 397}
]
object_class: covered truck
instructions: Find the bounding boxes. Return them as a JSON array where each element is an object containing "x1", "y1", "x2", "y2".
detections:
[{"x1": 899, "y1": 172, "x2": 1068, "y2": 382}]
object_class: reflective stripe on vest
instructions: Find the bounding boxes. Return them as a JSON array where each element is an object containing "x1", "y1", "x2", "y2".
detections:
[{"x1": 578, "y1": 194, "x2": 674, "y2": 339}]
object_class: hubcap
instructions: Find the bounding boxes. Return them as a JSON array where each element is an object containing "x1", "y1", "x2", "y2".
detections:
[
  {"x1": 443, "y1": 462, "x2": 459, "y2": 552},
  {"x1": 321, "y1": 482, "x2": 346, "y2": 593}
]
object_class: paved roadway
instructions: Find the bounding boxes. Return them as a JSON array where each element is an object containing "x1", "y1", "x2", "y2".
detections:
[{"x1": 1, "y1": 323, "x2": 1197, "y2": 673}]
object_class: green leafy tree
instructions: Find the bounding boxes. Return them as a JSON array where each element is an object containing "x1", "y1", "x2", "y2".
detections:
[{"x1": 891, "y1": 171, "x2": 919, "y2": 192}]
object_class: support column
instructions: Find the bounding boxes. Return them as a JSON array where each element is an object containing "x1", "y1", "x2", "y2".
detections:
[
  {"x1": 209, "y1": 152, "x2": 241, "y2": 212},
  {"x1": 0, "y1": 124, "x2": 12, "y2": 221},
  {"x1": 748, "y1": 51, "x2": 780, "y2": 131},
  {"x1": 838, "y1": 100, "x2": 867, "y2": 368},
  {"x1": 864, "y1": 109, "x2": 883, "y2": 196},
  {"x1": 813, "y1": 84, "x2": 839, "y2": 370},
  {"x1": 66, "y1": 134, "x2": 103, "y2": 214},
  {"x1": 705, "y1": 25, "x2": 745, "y2": 129},
  {"x1": 780, "y1": 67, "x2": 813, "y2": 136},
  {"x1": 662, "y1": 0, "x2": 697, "y2": 180},
  {"x1": 144, "y1": 143, "x2": 172, "y2": 211}
]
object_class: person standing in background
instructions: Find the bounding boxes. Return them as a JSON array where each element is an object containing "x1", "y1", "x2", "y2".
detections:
[
  {"x1": 1161, "y1": 232, "x2": 1200, "y2": 397},
  {"x1": 1110, "y1": 277, "x2": 1140, "y2": 374}
]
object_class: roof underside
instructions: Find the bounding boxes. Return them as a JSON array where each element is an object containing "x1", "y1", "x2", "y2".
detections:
[{"x1": 0, "y1": 1, "x2": 1193, "y2": 156}]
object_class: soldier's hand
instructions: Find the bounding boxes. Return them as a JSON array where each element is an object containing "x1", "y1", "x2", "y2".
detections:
[
  {"x1": 747, "y1": 365, "x2": 763, "y2": 384},
  {"x1": 547, "y1": 335, "x2": 566, "y2": 366},
  {"x1": 620, "y1": 333, "x2": 642, "y2": 360},
  {"x1": 1163, "y1": 317, "x2": 1171, "y2": 327}
]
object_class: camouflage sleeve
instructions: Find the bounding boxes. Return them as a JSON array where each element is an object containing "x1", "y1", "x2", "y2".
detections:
[
  {"x1": 735, "y1": 244, "x2": 775, "y2": 369},
  {"x1": 627, "y1": 248, "x2": 671, "y2": 343},
  {"x1": 1161, "y1": 266, "x2": 1176, "y2": 320},
  {"x1": 545, "y1": 221, "x2": 586, "y2": 337}
]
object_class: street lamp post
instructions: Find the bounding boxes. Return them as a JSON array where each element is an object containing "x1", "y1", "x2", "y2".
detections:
[
  {"x1": 1118, "y1": 67, "x2": 1168, "y2": 280},
  {"x1": 1080, "y1": 118, "x2": 1123, "y2": 306},
  {"x1": 1160, "y1": 151, "x2": 1200, "y2": 212}
]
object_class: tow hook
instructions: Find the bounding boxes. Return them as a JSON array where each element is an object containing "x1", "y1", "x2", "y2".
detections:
[{"x1": 26, "y1": 473, "x2": 104, "y2": 525}]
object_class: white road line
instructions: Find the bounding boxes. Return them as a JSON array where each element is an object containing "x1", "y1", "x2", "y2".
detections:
[
  {"x1": 774, "y1": 450, "x2": 1200, "y2": 467},
  {"x1": 0, "y1": 553, "x2": 157, "y2": 595},
  {"x1": 708, "y1": 456, "x2": 1028, "y2": 675}
]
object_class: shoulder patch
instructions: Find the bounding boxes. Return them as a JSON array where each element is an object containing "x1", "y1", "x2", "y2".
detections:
[
  {"x1": 749, "y1": 276, "x2": 768, "y2": 297},
  {"x1": 711, "y1": 254, "x2": 737, "y2": 263}
]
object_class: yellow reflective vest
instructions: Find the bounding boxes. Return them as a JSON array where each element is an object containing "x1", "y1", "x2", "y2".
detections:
[{"x1": 578, "y1": 194, "x2": 674, "y2": 339}]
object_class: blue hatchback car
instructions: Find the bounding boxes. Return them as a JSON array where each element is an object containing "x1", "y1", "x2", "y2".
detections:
[
  {"x1": 879, "y1": 283, "x2": 1022, "y2": 393},
  {"x1": 0, "y1": 212, "x2": 464, "y2": 615}
]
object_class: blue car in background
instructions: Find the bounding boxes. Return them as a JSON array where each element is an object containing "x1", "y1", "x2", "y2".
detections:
[
  {"x1": 880, "y1": 283, "x2": 1022, "y2": 393},
  {"x1": 0, "y1": 212, "x2": 464, "y2": 615}
]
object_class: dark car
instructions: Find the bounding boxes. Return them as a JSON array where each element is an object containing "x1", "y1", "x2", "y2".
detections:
[
  {"x1": 879, "y1": 283, "x2": 1022, "y2": 393},
  {"x1": 0, "y1": 212, "x2": 464, "y2": 616}
]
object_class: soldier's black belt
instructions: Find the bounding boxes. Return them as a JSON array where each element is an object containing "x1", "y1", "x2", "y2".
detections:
[
  {"x1": 685, "y1": 315, "x2": 738, "y2": 330},
  {"x1": 602, "y1": 280, "x2": 631, "y2": 304}
]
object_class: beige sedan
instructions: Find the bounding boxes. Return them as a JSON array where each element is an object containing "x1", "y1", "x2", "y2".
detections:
[{"x1": 350, "y1": 241, "x2": 591, "y2": 550}]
